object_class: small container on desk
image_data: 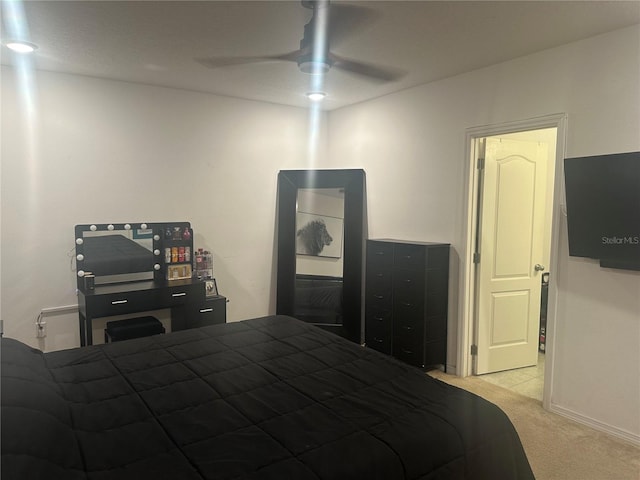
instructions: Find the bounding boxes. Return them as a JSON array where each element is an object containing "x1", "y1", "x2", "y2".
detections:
[{"x1": 194, "y1": 249, "x2": 214, "y2": 280}]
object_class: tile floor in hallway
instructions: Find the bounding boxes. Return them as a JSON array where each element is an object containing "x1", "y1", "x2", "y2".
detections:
[{"x1": 478, "y1": 352, "x2": 545, "y2": 402}]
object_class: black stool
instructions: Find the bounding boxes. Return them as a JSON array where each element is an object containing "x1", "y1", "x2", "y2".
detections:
[{"x1": 104, "y1": 316, "x2": 165, "y2": 343}]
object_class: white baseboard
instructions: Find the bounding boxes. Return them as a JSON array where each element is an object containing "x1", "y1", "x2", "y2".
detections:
[
  {"x1": 550, "y1": 403, "x2": 640, "y2": 447},
  {"x1": 445, "y1": 364, "x2": 457, "y2": 375}
]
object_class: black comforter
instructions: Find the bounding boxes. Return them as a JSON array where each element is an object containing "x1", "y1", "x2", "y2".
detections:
[{"x1": 1, "y1": 315, "x2": 533, "y2": 480}]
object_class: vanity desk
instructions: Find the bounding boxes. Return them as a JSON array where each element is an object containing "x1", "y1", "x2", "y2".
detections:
[
  {"x1": 77, "y1": 279, "x2": 226, "y2": 346},
  {"x1": 75, "y1": 222, "x2": 226, "y2": 346}
]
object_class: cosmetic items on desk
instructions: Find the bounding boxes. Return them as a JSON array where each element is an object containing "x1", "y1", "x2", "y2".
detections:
[{"x1": 194, "y1": 249, "x2": 213, "y2": 279}]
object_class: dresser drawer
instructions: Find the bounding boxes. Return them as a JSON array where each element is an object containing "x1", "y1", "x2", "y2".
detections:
[
  {"x1": 365, "y1": 316, "x2": 392, "y2": 355},
  {"x1": 366, "y1": 289, "x2": 393, "y2": 310},
  {"x1": 393, "y1": 269, "x2": 425, "y2": 300},
  {"x1": 393, "y1": 320, "x2": 424, "y2": 341},
  {"x1": 426, "y1": 246, "x2": 450, "y2": 271},
  {"x1": 366, "y1": 269, "x2": 393, "y2": 294},
  {"x1": 392, "y1": 337, "x2": 425, "y2": 368},
  {"x1": 424, "y1": 340, "x2": 446, "y2": 367},
  {"x1": 425, "y1": 315, "x2": 447, "y2": 341},
  {"x1": 392, "y1": 294, "x2": 425, "y2": 325},
  {"x1": 394, "y1": 244, "x2": 425, "y2": 271},
  {"x1": 85, "y1": 289, "x2": 161, "y2": 317},
  {"x1": 367, "y1": 241, "x2": 394, "y2": 271},
  {"x1": 426, "y1": 292, "x2": 448, "y2": 318},
  {"x1": 365, "y1": 307, "x2": 392, "y2": 337}
]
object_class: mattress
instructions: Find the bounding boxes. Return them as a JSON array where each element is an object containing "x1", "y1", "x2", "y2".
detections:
[{"x1": 1, "y1": 315, "x2": 534, "y2": 479}]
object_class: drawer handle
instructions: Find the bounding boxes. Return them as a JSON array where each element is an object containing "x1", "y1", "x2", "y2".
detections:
[
  {"x1": 373, "y1": 337, "x2": 383, "y2": 343},
  {"x1": 374, "y1": 294, "x2": 384, "y2": 299},
  {"x1": 401, "y1": 302, "x2": 413, "y2": 307},
  {"x1": 172, "y1": 292, "x2": 187, "y2": 297},
  {"x1": 401, "y1": 348, "x2": 413, "y2": 354},
  {"x1": 199, "y1": 308, "x2": 214, "y2": 313},
  {"x1": 402, "y1": 255, "x2": 412, "y2": 260},
  {"x1": 403, "y1": 325, "x2": 413, "y2": 331},
  {"x1": 111, "y1": 300, "x2": 128, "y2": 305},
  {"x1": 375, "y1": 251, "x2": 386, "y2": 256},
  {"x1": 376, "y1": 273, "x2": 384, "y2": 277},
  {"x1": 374, "y1": 315, "x2": 384, "y2": 321},
  {"x1": 403, "y1": 279, "x2": 412, "y2": 284}
]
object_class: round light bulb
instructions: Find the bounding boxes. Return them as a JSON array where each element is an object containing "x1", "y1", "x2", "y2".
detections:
[
  {"x1": 124, "y1": 223, "x2": 131, "y2": 230},
  {"x1": 77, "y1": 270, "x2": 85, "y2": 277},
  {"x1": 154, "y1": 249, "x2": 160, "y2": 256},
  {"x1": 76, "y1": 238, "x2": 84, "y2": 245},
  {"x1": 6, "y1": 41, "x2": 38, "y2": 54},
  {"x1": 77, "y1": 254, "x2": 84, "y2": 261},
  {"x1": 141, "y1": 223, "x2": 148, "y2": 229},
  {"x1": 306, "y1": 92, "x2": 326, "y2": 101},
  {"x1": 107, "y1": 224, "x2": 114, "y2": 230},
  {"x1": 153, "y1": 234, "x2": 160, "y2": 241},
  {"x1": 154, "y1": 263, "x2": 161, "y2": 270},
  {"x1": 90, "y1": 224, "x2": 97, "y2": 231}
]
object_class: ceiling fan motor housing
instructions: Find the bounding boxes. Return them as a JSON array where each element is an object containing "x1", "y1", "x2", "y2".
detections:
[{"x1": 298, "y1": 1, "x2": 332, "y2": 74}]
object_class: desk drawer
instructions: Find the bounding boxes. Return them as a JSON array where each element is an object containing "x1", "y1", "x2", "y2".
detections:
[
  {"x1": 85, "y1": 289, "x2": 162, "y2": 317},
  {"x1": 187, "y1": 296, "x2": 226, "y2": 328},
  {"x1": 162, "y1": 282, "x2": 204, "y2": 306}
]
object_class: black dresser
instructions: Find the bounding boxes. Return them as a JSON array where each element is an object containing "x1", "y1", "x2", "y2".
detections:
[{"x1": 365, "y1": 239, "x2": 450, "y2": 370}]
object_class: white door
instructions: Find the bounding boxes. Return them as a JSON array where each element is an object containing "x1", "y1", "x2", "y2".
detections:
[{"x1": 475, "y1": 136, "x2": 550, "y2": 374}]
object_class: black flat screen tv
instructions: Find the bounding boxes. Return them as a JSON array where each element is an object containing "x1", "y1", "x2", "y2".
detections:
[{"x1": 564, "y1": 151, "x2": 639, "y2": 271}]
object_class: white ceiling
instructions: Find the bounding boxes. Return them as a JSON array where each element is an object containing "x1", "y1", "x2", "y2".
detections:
[{"x1": 2, "y1": 1, "x2": 639, "y2": 110}]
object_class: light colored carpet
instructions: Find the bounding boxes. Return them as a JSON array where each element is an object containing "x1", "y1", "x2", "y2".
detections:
[{"x1": 429, "y1": 371, "x2": 640, "y2": 480}]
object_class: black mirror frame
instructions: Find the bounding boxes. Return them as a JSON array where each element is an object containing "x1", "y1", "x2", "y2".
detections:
[{"x1": 276, "y1": 169, "x2": 365, "y2": 343}]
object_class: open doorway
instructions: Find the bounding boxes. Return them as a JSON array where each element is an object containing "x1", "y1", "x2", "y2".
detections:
[
  {"x1": 472, "y1": 129, "x2": 557, "y2": 401},
  {"x1": 459, "y1": 115, "x2": 566, "y2": 408}
]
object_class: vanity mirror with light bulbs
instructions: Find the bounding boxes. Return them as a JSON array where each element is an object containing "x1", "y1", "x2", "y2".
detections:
[{"x1": 74, "y1": 221, "x2": 225, "y2": 346}]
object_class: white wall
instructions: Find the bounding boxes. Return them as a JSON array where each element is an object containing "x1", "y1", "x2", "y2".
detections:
[
  {"x1": 328, "y1": 25, "x2": 640, "y2": 441},
  {"x1": 1, "y1": 69, "x2": 328, "y2": 350}
]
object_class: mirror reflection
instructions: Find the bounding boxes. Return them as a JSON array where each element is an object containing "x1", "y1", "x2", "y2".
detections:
[
  {"x1": 294, "y1": 188, "x2": 345, "y2": 326},
  {"x1": 276, "y1": 169, "x2": 365, "y2": 343},
  {"x1": 79, "y1": 226, "x2": 155, "y2": 284}
]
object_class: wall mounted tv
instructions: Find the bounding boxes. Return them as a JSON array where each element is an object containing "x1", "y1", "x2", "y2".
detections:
[{"x1": 564, "y1": 151, "x2": 639, "y2": 271}]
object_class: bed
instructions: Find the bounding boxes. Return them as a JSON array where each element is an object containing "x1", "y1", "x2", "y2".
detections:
[{"x1": 1, "y1": 315, "x2": 534, "y2": 479}]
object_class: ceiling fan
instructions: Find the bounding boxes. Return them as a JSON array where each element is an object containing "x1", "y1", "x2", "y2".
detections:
[{"x1": 196, "y1": 0, "x2": 405, "y2": 82}]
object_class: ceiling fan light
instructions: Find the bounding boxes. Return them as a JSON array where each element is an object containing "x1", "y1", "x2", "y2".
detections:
[
  {"x1": 5, "y1": 40, "x2": 38, "y2": 54},
  {"x1": 306, "y1": 91, "x2": 326, "y2": 101},
  {"x1": 298, "y1": 60, "x2": 330, "y2": 75}
]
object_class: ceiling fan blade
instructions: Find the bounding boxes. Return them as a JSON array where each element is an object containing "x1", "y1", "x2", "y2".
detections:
[
  {"x1": 328, "y1": 4, "x2": 379, "y2": 47},
  {"x1": 196, "y1": 50, "x2": 301, "y2": 69},
  {"x1": 328, "y1": 52, "x2": 405, "y2": 82}
]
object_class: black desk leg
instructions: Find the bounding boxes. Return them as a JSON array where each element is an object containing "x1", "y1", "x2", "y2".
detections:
[{"x1": 79, "y1": 312, "x2": 87, "y2": 347}]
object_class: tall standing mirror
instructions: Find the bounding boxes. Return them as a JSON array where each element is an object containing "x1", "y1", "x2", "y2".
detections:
[{"x1": 276, "y1": 169, "x2": 365, "y2": 343}]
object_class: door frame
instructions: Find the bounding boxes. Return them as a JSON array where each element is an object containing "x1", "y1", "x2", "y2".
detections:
[{"x1": 458, "y1": 113, "x2": 567, "y2": 410}]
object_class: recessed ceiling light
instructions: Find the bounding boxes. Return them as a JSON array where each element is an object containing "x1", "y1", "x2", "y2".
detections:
[
  {"x1": 306, "y1": 92, "x2": 326, "y2": 101},
  {"x1": 5, "y1": 41, "x2": 38, "y2": 54}
]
